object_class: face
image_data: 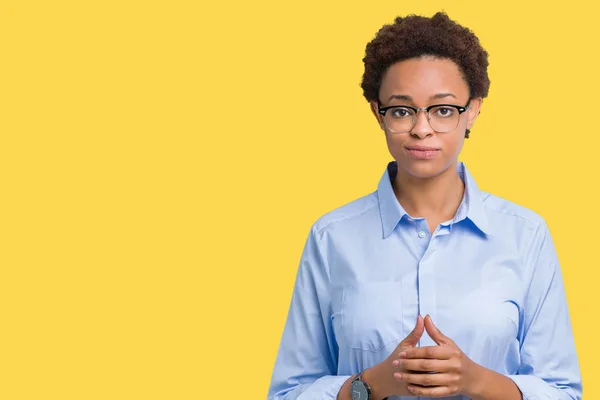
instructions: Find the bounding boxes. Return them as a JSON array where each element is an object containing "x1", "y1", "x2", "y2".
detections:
[{"x1": 370, "y1": 57, "x2": 482, "y2": 180}]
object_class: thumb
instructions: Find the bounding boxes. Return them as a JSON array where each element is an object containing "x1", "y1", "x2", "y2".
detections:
[
  {"x1": 424, "y1": 314, "x2": 449, "y2": 345},
  {"x1": 401, "y1": 315, "x2": 424, "y2": 347}
]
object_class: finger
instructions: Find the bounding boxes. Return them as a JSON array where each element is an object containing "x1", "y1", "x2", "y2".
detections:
[
  {"x1": 401, "y1": 315, "x2": 424, "y2": 347},
  {"x1": 401, "y1": 346, "x2": 456, "y2": 360},
  {"x1": 424, "y1": 315, "x2": 451, "y2": 346},
  {"x1": 394, "y1": 371, "x2": 455, "y2": 387},
  {"x1": 407, "y1": 384, "x2": 456, "y2": 398},
  {"x1": 393, "y1": 358, "x2": 452, "y2": 373}
]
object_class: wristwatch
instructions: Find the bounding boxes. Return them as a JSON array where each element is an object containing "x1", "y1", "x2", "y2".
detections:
[{"x1": 349, "y1": 370, "x2": 372, "y2": 400}]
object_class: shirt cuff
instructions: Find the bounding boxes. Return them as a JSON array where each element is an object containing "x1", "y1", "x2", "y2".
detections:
[
  {"x1": 508, "y1": 374, "x2": 561, "y2": 400},
  {"x1": 293, "y1": 375, "x2": 352, "y2": 400}
]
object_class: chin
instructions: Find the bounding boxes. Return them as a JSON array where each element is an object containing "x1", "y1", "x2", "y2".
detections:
[{"x1": 398, "y1": 159, "x2": 451, "y2": 180}]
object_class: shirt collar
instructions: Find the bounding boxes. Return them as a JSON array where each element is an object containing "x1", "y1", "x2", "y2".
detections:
[{"x1": 377, "y1": 161, "x2": 490, "y2": 238}]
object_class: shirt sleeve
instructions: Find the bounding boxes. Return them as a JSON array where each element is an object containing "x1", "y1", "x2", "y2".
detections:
[
  {"x1": 507, "y1": 221, "x2": 582, "y2": 400},
  {"x1": 267, "y1": 224, "x2": 351, "y2": 400}
]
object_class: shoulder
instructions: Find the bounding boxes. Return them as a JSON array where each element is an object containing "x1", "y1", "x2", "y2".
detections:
[
  {"x1": 311, "y1": 192, "x2": 379, "y2": 238},
  {"x1": 480, "y1": 192, "x2": 556, "y2": 268},
  {"x1": 481, "y1": 191, "x2": 548, "y2": 233}
]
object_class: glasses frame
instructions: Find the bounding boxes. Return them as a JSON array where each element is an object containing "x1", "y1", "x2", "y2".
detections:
[{"x1": 377, "y1": 99, "x2": 471, "y2": 133}]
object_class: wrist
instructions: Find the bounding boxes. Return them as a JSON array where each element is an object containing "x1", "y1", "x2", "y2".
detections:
[
  {"x1": 463, "y1": 366, "x2": 522, "y2": 400},
  {"x1": 463, "y1": 361, "x2": 487, "y2": 399},
  {"x1": 361, "y1": 364, "x2": 389, "y2": 400}
]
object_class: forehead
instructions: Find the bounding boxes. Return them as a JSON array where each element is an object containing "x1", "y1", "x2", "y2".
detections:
[{"x1": 379, "y1": 57, "x2": 469, "y2": 103}]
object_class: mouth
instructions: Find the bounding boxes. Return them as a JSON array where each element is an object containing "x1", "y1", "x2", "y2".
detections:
[{"x1": 404, "y1": 146, "x2": 440, "y2": 159}]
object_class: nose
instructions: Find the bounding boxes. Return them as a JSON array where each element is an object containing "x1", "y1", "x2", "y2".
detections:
[{"x1": 410, "y1": 109, "x2": 433, "y2": 139}]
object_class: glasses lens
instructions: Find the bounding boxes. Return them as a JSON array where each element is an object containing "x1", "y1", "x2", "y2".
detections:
[
  {"x1": 428, "y1": 106, "x2": 460, "y2": 133},
  {"x1": 384, "y1": 107, "x2": 416, "y2": 133}
]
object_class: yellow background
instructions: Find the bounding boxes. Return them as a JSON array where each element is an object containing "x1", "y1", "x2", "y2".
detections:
[{"x1": 0, "y1": 1, "x2": 597, "y2": 399}]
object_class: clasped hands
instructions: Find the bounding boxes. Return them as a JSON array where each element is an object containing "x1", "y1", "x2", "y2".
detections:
[{"x1": 363, "y1": 315, "x2": 483, "y2": 398}]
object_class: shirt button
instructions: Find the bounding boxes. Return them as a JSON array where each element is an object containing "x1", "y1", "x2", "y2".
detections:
[{"x1": 418, "y1": 231, "x2": 426, "y2": 238}]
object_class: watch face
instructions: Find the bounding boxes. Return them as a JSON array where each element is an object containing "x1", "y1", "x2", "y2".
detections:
[{"x1": 350, "y1": 379, "x2": 370, "y2": 400}]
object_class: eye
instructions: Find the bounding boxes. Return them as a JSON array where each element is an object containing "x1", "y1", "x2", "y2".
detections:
[
  {"x1": 432, "y1": 106, "x2": 456, "y2": 118},
  {"x1": 389, "y1": 107, "x2": 414, "y2": 119}
]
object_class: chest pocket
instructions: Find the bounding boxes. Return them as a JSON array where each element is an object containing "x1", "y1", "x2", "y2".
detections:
[{"x1": 339, "y1": 282, "x2": 404, "y2": 352}]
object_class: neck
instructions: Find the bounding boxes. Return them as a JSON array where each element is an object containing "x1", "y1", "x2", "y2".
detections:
[{"x1": 393, "y1": 163, "x2": 465, "y2": 220}]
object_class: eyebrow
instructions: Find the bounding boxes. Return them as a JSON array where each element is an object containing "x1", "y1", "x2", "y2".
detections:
[{"x1": 387, "y1": 93, "x2": 457, "y2": 102}]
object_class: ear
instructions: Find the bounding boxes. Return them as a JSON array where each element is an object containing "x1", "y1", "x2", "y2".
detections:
[
  {"x1": 466, "y1": 97, "x2": 483, "y2": 130},
  {"x1": 370, "y1": 101, "x2": 385, "y2": 131}
]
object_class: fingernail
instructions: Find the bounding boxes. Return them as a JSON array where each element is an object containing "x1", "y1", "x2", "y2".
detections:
[
  {"x1": 392, "y1": 360, "x2": 399, "y2": 367},
  {"x1": 395, "y1": 372, "x2": 403, "y2": 380},
  {"x1": 408, "y1": 385, "x2": 415, "y2": 393},
  {"x1": 399, "y1": 351, "x2": 406, "y2": 358}
]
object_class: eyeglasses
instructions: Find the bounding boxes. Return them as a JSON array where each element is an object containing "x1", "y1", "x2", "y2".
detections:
[{"x1": 377, "y1": 99, "x2": 471, "y2": 133}]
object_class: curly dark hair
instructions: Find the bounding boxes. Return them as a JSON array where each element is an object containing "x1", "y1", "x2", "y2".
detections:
[{"x1": 361, "y1": 12, "x2": 490, "y2": 137}]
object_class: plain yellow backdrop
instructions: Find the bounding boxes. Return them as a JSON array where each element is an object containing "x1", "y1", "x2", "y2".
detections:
[{"x1": 0, "y1": 1, "x2": 597, "y2": 399}]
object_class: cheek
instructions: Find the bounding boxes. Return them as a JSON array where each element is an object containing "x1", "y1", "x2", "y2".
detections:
[
  {"x1": 384, "y1": 134, "x2": 406, "y2": 158},
  {"x1": 445, "y1": 134, "x2": 465, "y2": 155}
]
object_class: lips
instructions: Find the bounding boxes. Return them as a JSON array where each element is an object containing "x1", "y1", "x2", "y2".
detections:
[
  {"x1": 405, "y1": 145, "x2": 440, "y2": 151},
  {"x1": 405, "y1": 145, "x2": 440, "y2": 159}
]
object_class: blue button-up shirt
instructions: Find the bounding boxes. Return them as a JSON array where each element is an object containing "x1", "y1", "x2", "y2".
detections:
[{"x1": 268, "y1": 161, "x2": 581, "y2": 400}]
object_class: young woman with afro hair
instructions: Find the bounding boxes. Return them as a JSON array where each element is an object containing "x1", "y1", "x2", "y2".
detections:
[{"x1": 268, "y1": 12, "x2": 581, "y2": 400}]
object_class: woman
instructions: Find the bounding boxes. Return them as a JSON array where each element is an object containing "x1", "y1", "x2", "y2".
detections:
[{"x1": 267, "y1": 12, "x2": 581, "y2": 400}]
